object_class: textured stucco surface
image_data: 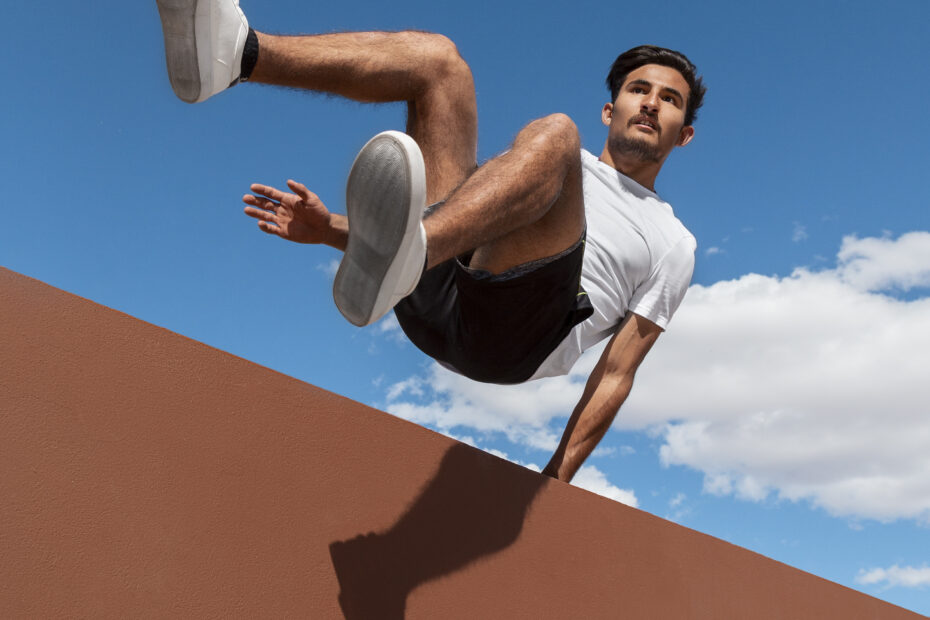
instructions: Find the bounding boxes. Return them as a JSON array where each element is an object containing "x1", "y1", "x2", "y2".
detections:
[{"x1": 0, "y1": 266, "x2": 923, "y2": 619}]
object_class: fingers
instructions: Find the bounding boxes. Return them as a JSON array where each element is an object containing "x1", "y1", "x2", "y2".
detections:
[
  {"x1": 247, "y1": 180, "x2": 319, "y2": 209},
  {"x1": 244, "y1": 196, "x2": 291, "y2": 240},
  {"x1": 286, "y1": 179, "x2": 318, "y2": 203},
  {"x1": 249, "y1": 183, "x2": 288, "y2": 203},
  {"x1": 243, "y1": 187, "x2": 294, "y2": 212},
  {"x1": 243, "y1": 181, "x2": 320, "y2": 244},
  {"x1": 257, "y1": 220, "x2": 284, "y2": 237},
  {"x1": 243, "y1": 205, "x2": 277, "y2": 222},
  {"x1": 242, "y1": 194, "x2": 277, "y2": 212},
  {"x1": 247, "y1": 210, "x2": 286, "y2": 237},
  {"x1": 248, "y1": 183, "x2": 300, "y2": 212}
]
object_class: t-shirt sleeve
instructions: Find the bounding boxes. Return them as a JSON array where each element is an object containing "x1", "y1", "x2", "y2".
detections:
[{"x1": 627, "y1": 235, "x2": 696, "y2": 330}]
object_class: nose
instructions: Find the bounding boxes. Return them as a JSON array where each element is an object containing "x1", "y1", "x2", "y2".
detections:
[{"x1": 641, "y1": 91, "x2": 660, "y2": 113}]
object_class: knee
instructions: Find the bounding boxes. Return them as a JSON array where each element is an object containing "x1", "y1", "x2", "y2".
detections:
[
  {"x1": 401, "y1": 32, "x2": 472, "y2": 87},
  {"x1": 535, "y1": 113, "x2": 581, "y2": 146},
  {"x1": 521, "y1": 114, "x2": 581, "y2": 165},
  {"x1": 422, "y1": 33, "x2": 471, "y2": 80}
]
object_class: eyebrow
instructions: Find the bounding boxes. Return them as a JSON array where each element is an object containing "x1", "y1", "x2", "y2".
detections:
[{"x1": 628, "y1": 79, "x2": 684, "y2": 104}]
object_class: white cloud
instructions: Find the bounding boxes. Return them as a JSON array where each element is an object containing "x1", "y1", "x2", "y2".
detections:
[
  {"x1": 316, "y1": 258, "x2": 339, "y2": 279},
  {"x1": 386, "y1": 373, "x2": 638, "y2": 506},
  {"x1": 837, "y1": 232, "x2": 930, "y2": 292},
  {"x1": 438, "y1": 429, "x2": 477, "y2": 448},
  {"x1": 792, "y1": 222, "x2": 808, "y2": 242},
  {"x1": 571, "y1": 465, "x2": 638, "y2": 507},
  {"x1": 378, "y1": 313, "x2": 401, "y2": 333},
  {"x1": 705, "y1": 246, "x2": 723, "y2": 256},
  {"x1": 856, "y1": 565, "x2": 930, "y2": 590},
  {"x1": 638, "y1": 231, "x2": 930, "y2": 523},
  {"x1": 385, "y1": 231, "x2": 930, "y2": 524},
  {"x1": 665, "y1": 492, "x2": 690, "y2": 522},
  {"x1": 386, "y1": 375, "x2": 424, "y2": 401},
  {"x1": 373, "y1": 312, "x2": 408, "y2": 344},
  {"x1": 384, "y1": 357, "x2": 597, "y2": 450}
]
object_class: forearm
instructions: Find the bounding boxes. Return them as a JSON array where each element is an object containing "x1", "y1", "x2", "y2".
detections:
[
  {"x1": 543, "y1": 313, "x2": 660, "y2": 482},
  {"x1": 543, "y1": 373, "x2": 633, "y2": 482}
]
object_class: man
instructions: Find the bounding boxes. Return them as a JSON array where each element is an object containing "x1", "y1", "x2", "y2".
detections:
[{"x1": 156, "y1": 0, "x2": 705, "y2": 483}]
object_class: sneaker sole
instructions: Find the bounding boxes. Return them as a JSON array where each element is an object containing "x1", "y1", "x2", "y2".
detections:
[
  {"x1": 334, "y1": 131, "x2": 427, "y2": 327},
  {"x1": 156, "y1": 0, "x2": 205, "y2": 103}
]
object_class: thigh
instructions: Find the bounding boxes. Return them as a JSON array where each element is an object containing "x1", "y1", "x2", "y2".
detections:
[{"x1": 468, "y1": 146, "x2": 585, "y2": 274}]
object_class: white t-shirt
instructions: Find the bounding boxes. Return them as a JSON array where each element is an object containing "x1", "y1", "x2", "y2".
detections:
[{"x1": 529, "y1": 148, "x2": 696, "y2": 380}]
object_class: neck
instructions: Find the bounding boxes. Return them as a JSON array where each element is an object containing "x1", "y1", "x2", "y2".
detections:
[{"x1": 598, "y1": 144, "x2": 663, "y2": 191}]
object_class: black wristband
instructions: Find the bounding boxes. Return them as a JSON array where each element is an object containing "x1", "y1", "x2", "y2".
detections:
[{"x1": 240, "y1": 28, "x2": 259, "y2": 81}]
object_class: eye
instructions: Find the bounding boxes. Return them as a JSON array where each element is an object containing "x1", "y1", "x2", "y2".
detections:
[{"x1": 631, "y1": 86, "x2": 646, "y2": 94}]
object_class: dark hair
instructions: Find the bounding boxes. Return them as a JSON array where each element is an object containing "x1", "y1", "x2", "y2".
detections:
[{"x1": 606, "y1": 45, "x2": 706, "y2": 126}]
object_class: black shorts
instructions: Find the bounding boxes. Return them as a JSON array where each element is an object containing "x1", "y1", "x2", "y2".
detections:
[{"x1": 394, "y1": 235, "x2": 593, "y2": 384}]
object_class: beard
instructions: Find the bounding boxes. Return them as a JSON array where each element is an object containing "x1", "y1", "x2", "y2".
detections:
[{"x1": 608, "y1": 134, "x2": 663, "y2": 163}]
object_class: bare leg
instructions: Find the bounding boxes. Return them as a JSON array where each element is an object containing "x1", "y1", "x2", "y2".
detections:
[
  {"x1": 245, "y1": 32, "x2": 582, "y2": 276},
  {"x1": 250, "y1": 31, "x2": 477, "y2": 203},
  {"x1": 424, "y1": 113, "x2": 585, "y2": 272}
]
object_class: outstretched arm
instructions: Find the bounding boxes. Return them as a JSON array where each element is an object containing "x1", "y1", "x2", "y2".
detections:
[
  {"x1": 542, "y1": 312, "x2": 662, "y2": 482},
  {"x1": 243, "y1": 179, "x2": 348, "y2": 250}
]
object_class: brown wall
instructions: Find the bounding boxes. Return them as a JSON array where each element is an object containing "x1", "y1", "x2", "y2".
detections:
[{"x1": 0, "y1": 267, "x2": 923, "y2": 619}]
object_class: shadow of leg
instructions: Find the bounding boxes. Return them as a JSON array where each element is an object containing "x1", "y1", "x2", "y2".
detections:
[{"x1": 330, "y1": 443, "x2": 548, "y2": 619}]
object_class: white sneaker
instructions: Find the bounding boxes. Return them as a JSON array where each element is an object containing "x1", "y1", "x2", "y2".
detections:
[
  {"x1": 334, "y1": 131, "x2": 428, "y2": 327},
  {"x1": 156, "y1": 0, "x2": 249, "y2": 103}
]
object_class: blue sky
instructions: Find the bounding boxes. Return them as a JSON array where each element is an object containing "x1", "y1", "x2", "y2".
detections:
[{"x1": 3, "y1": 0, "x2": 929, "y2": 614}]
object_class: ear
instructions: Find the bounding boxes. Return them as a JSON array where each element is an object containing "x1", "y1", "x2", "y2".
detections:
[
  {"x1": 676, "y1": 125, "x2": 695, "y2": 147},
  {"x1": 601, "y1": 102, "x2": 613, "y2": 127}
]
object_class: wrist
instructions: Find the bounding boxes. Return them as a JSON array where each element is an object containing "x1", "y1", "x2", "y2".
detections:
[
  {"x1": 541, "y1": 454, "x2": 566, "y2": 480},
  {"x1": 326, "y1": 213, "x2": 349, "y2": 251}
]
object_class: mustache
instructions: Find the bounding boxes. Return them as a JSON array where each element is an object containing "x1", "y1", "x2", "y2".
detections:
[{"x1": 627, "y1": 113, "x2": 661, "y2": 133}]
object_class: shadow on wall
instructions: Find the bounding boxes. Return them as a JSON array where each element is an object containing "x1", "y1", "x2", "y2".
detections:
[{"x1": 329, "y1": 442, "x2": 548, "y2": 619}]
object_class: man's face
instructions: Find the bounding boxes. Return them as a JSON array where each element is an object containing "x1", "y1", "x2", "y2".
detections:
[{"x1": 603, "y1": 64, "x2": 694, "y2": 164}]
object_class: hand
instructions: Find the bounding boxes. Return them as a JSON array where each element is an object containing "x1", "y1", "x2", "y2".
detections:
[
  {"x1": 540, "y1": 462, "x2": 560, "y2": 479},
  {"x1": 243, "y1": 180, "x2": 338, "y2": 246}
]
